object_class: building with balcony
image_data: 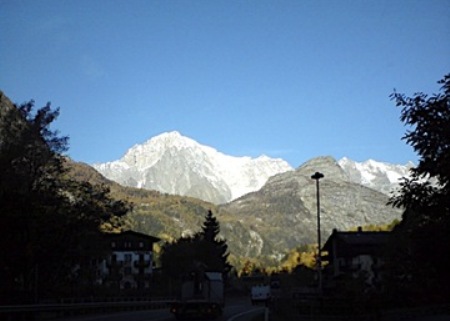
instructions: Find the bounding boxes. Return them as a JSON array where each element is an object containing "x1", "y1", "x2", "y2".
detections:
[
  {"x1": 98, "y1": 230, "x2": 160, "y2": 290},
  {"x1": 322, "y1": 228, "x2": 390, "y2": 289}
]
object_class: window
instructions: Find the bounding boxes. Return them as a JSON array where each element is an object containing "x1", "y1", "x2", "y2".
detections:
[
  {"x1": 111, "y1": 241, "x2": 116, "y2": 248},
  {"x1": 139, "y1": 241, "x2": 144, "y2": 248}
]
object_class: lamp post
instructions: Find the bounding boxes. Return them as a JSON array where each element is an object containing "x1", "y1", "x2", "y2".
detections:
[{"x1": 311, "y1": 171, "x2": 324, "y2": 294}]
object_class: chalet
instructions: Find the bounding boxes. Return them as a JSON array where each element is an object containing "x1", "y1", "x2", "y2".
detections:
[
  {"x1": 97, "y1": 230, "x2": 160, "y2": 290},
  {"x1": 322, "y1": 228, "x2": 390, "y2": 288}
]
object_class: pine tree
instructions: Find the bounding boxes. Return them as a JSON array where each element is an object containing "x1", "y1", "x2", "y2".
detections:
[
  {"x1": 197, "y1": 210, "x2": 232, "y2": 273},
  {"x1": 201, "y1": 210, "x2": 220, "y2": 242},
  {"x1": 160, "y1": 210, "x2": 232, "y2": 279}
]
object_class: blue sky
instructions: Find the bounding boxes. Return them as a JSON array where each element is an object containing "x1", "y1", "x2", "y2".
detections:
[{"x1": 1, "y1": 0, "x2": 449, "y2": 168}]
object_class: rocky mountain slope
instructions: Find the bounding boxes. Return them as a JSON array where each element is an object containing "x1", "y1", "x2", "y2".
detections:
[
  {"x1": 93, "y1": 131, "x2": 293, "y2": 204},
  {"x1": 76, "y1": 155, "x2": 403, "y2": 262},
  {"x1": 83, "y1": 130, "x2": 409, "y2": 261},
  {"x1": 219, "y1": 156, "x2": 403, "y2": 258},
  {"x1": 67, "y1": 159, "x2": 259, "y2": 264}
]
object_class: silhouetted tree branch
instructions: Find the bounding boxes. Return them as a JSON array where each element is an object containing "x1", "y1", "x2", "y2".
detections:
[
  {"x1": 0, "y1": 92, "x2": 130, "y2": 302},
  {"x1": 386, "y1": 74, "x2": 450, "y2": 305}
]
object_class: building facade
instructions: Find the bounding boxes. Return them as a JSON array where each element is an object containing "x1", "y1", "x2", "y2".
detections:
[
  {"x1": 98, "y1": 230, "x2": 160, "y2": 290},
  {"x1": 322, "y1": 228, "x2": 390, "y2": 289}
]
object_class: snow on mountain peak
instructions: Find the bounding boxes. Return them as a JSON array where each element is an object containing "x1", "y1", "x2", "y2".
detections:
[
  {"x1": 93, "y1": 131, "x2": 293, "y2": 203},
  {"x1": 92, "y1": 131, "x2": 414, "y2": 203},
  {"x1": 338, "y1": 157, "x2": 414, "y2": 195},
  {"x1": 141, "y1": 131, "x2": 203, "y2": 152}
]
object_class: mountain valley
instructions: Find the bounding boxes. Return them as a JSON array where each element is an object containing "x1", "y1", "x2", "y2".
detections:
[{"x1": 70, "y1": 132, "x2": 409, "y2": 267}]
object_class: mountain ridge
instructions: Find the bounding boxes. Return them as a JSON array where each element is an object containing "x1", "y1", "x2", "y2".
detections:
[
  {"x1": 93, "y1": 131, "x2": 413, "y2": 204},
  {"x1": 93, "y1": 131, "x2": 293, "y2": 204},
  {"x1": 70, "y1": 156, "x2": 403, "y2": 266},
  {"x1": 338, "y1": 157, "x2": 413, "y2": 195},
  {"x1": 221, "y1": 156, "x2": 402, "y2": 254}
]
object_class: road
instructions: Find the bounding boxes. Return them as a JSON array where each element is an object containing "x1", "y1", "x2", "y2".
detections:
[{"x1": 53, "y1": 297, "x2": 266, "y2": 321}]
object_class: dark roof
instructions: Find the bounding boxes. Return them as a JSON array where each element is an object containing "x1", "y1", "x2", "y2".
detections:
[
  {"x1": 104, "y1": 230, "x2": 161, "y2": 242},
  {"x1": 323, "y1": 229, "x2": 390, "y2": 252}
]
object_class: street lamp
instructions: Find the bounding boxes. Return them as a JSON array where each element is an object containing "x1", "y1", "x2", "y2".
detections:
[{"x1": 311, "y1": 171, "x2": 324, "y2": 294}]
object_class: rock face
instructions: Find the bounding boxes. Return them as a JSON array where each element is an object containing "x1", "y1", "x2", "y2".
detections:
[
  {"x1": 0, "y1": 91, "x2": 18, "y2": 127},
  {"x1": 220, "y1": 156, "x2": 402, "y2": 257},
  {"x1": 93, "y1": 131, "x2": 293, "y2": 204}
]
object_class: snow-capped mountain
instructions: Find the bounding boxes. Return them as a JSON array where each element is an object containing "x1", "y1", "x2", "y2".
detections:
[
  {"x1": 93, "y1": 131, "x2": 414, "y2": 204},
  {"x1": 338, "y1": 157, "x2": 414, "y2": 195},
  {"x1": 93, "y1": 131, "x2": 293, "y2": 204}
]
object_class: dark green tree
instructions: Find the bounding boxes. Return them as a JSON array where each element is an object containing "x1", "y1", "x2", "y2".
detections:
[
  {"x1": 0, "y1": 93, "x2": 129, "y2": 302},
  {"x1": 160, "y1": 210, "x2": 231, "y2": 280},
  {"x1": 201, "y1": 210, "x2": 220, "y2": 242},
  {"x1": 159, "y1": 235, "x2": 197, "y2": 279},
  {"x1": 386, "y1": 74, "x2": 450, "y2": 304},
  {"x1": 198, "y1": 210, "x2": 232, "y2": 273}
]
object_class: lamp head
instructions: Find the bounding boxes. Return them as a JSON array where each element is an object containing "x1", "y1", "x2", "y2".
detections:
[{"x1": 311, "y1": 172, "x2": 324, "y2": 180}]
